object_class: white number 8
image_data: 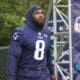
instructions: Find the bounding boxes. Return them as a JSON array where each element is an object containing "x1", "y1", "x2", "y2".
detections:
[{"x1": 34, "y1": 40, "x2": 45, "y2": 60}]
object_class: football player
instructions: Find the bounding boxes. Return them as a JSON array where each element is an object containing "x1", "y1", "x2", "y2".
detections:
[{"x1": 7, "y1": 5, "x2": 56, "y2": 80}]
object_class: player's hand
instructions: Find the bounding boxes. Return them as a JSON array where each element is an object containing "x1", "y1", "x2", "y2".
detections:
[{"x1": 50, "y1": 75, "x2": 56, "y2": 80}]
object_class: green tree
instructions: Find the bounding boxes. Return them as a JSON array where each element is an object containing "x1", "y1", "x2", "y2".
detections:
[{"x1": 0, "y1": 0, "x2": 49, "y2": 46}]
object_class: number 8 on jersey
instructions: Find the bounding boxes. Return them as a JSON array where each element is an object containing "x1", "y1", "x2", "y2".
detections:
[{"x1": 34, "y1": 40, "x2": 45, "y2": 60}]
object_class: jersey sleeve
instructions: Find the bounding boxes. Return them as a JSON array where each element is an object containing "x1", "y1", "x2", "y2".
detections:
[
  {"x1": 47, "y1": 45, "x2": 54, "y2": 75},
  {"x1": 6, "y1": 28, "x2": 24, "y2": 80}
]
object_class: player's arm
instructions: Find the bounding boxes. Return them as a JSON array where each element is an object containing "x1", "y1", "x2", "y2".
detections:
[
  {"x1": 47, "y1": 45, "x2": 56, "y2": 80},
  {"x1": 72, "y1": 31, "x2": 80, "y2": 50},
  {"x1": 6, "y1": 29, "x2": 23, "y2": 80}
]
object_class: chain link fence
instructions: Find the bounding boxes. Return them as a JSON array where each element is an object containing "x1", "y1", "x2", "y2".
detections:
[{"x1": 0, "y1": 46, "x2": 8, "y2": 80}]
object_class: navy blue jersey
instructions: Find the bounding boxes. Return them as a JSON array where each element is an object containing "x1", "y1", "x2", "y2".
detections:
[
  {"x1": 7, "y1": 5, "x2": 54, "y2": 80},
  {"x1": 7, "y1": 25, "x2": 53, "y2": 80}
]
